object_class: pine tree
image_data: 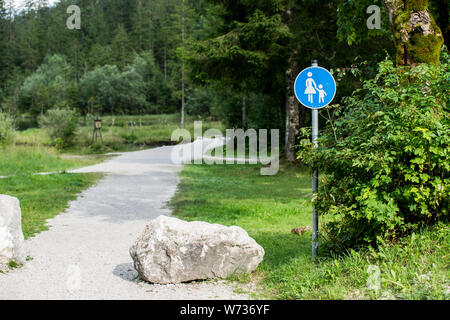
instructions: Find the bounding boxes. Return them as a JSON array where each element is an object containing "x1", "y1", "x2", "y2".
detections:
[{"x1": 112, "y1": 24, "x2": 132, "y2": 69}]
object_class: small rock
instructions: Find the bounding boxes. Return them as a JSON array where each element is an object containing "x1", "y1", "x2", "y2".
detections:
[
  {"x1": 0, "y1": 195, "x2": 26, "y2": 270},
  {"x1": 130, "y1": 216, "x2": 264, "y2": 284},
  {"x1": 291, "y1": 226, "x2": 312, "y2": 236}
]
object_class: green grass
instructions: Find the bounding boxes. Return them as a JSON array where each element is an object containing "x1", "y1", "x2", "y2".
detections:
[
  {"x1": 14, "y1": 128, "x2": 50, "y2": 146},
  {"x1": 170, "y1": 163, "x2": 450, "y2": 300},
  {"x1": 1, "y1": 138, "x2": 106, "y2": 240},
  {"x1": 0, "y1": 173, "x2": 103, "y2": 239},
  {"x1": 0, "y1": 146, "x2": 108, "y2": 176}
]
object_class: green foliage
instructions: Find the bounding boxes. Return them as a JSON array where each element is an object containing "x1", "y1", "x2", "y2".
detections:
[
  {"x1": 185, "y1": 87, "x2": 216, "y2": 116},
  {"x1": 2, "y1": 0, "x2": 211, "y2": 117},
  {"x1": 337, "y1": 0, "x2": 390, "y2": 45},
  {"x1": 185, "y1": 6, "x2": 291, "y2": 90},
  {"x1": 0, "y1": 111, "x2": 15, "y2": 147},
  {"x1": 111, "y1": 24, "x2": 133, "y2": 69},
  {"x1": 298, "y1": 57, "x2": 450, "y2": 249},
  {"x1": 129, "y1": 53, "x2": 177, "y2": 113},
  {"x1": 18, "y1": 54, "x2": 75, "y2": 117},
  {"x1": 185, "y1": 0, "x2": 394, "y2": 139},
  {"x1": 79, "y1": 63, "x2": 145, "y2": 115},
  {"x1": 79, "y1": 65, "x2": 120, "y2": 115},
  {"x1": 38, "y1": 108, "x2": 79, "y2": 149}
]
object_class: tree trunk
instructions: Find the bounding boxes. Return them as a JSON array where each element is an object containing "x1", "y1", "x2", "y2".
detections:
[
  {"x1": 383, "y1": 0, "x2": 444, "y2": 67},
  {"x1": 285, "y1": 54, "x2": 300, "y2": 162}
]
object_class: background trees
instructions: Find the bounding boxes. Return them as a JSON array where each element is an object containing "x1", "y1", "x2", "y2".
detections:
[
  {"x1": 0, "y1": 0, "x2": 447, "y2": 159},
  {"x1": 0, "y1": 0, "x2": 201, "y2": 117},
  {"x1": 184, "y1": 0, "x2": 397, "y2": 159},
  {"x1": 18, "y1": 54, "x2": 74, "y2": 117}
]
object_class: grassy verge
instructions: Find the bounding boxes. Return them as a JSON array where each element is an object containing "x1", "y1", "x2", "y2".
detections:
[
  {"x1": 0, "y1": 145, "x2": 108, "y2": 176},
  {"x1": 0, "y1": 173, "x2": 103, "y2": 239},
  {"x1": 170, "y1": 163, "x2": 449, "y2": 300}
]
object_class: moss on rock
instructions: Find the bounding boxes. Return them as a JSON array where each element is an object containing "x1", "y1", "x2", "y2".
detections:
[{"x1": 405, "y1": 0, "x2": 429, "y2": 11}]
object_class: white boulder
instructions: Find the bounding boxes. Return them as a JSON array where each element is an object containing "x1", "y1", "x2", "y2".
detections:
[
  {"x1": 0, "y1": 195, "x2": 26, "y2": 269},
  {"x1": 130, "y1": 215, "x2": 264, "y2": 284}
]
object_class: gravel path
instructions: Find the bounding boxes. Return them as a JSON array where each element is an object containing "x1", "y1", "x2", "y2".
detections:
[{"x1": 0, "y1": 141, "x2": 253, "y2": 300}]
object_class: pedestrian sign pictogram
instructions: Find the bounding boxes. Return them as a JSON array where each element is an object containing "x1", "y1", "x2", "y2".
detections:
[{"x1": 294, "y1": 67, "x2": 336, "y2": 109}]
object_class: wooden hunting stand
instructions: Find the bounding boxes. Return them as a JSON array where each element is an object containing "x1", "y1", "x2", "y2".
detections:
[{"x1": 92, "y1": 116, "x2": 104, "y2": 145}]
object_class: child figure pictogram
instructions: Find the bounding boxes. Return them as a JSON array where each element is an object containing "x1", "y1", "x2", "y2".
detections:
[{"x1": 317, "y1": 84, "x2": 327, "y2": 104}]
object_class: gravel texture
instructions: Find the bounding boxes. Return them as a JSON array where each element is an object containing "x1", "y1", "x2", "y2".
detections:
[{"x1": 0, "y1": 142, "x2": 253, "y2": 300}]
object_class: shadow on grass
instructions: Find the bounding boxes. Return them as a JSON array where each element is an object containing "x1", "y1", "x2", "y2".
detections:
[{"x1": 252, "y1": 231, "x2": 312, "y2": 270}]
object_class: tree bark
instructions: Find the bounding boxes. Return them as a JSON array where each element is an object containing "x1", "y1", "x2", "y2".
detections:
[
  {"x1": 383, "y1": 0, "x2": 444, "y2": 67},
  {"x1": 285, "y1": 54, "x2": 300, "y2": 162}
]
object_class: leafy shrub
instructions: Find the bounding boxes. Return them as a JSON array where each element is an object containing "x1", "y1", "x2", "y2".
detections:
[
  {"x1": 120, "y1": 131, "x2": 138, "y2": 144},
  {"x1": 15, "y1": 116, "x2": 38, "y2": 131},
  {"x1": 38, "y1": 108, "x2": 79, "y2": 149},
  {"x1": 18, "y1": 54, "x2": 75, "y2": 117},
  {"x1": 298, "y1": 57, "x2": 449, "y2": 249},
  {"x1": 0, "y1": 112, "x2": 15, "y2": 147},
  {"x1": 79, "y1": 57, "x2": 151, "y2": 115}
]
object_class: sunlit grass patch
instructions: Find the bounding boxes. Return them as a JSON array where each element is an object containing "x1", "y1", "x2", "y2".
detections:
[{"x1": 0, "y1": 173, "x2": 103, "y2": 239}]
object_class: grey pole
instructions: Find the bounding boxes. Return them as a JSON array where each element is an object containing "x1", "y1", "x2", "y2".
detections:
[{"x1": 311, "y1": 60, "x2": 319, "y2": 259}]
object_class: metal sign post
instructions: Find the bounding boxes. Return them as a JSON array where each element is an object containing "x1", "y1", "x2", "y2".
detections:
[
  {"x1": 294, "y1": 59, "x2": 336, "y2": 259},
  {"x1": 311, "y1": 61, "x2": 319, "y2": 259}
]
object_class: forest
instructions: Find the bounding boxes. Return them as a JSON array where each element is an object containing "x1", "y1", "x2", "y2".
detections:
[
  {"x1": 0, "y1": 1, "x2": 448, "y2": 160},
  {"x1": 0, "y1": 1, "x2": 447, "y2": 131}
]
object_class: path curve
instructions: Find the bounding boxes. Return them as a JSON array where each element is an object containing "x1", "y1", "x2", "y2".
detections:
[{"x1": 0, "y1": 141, "x2": 253, "y2": 300}]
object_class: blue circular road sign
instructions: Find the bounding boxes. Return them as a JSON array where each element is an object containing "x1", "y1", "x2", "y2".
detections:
[{"x1": 294, "y1": 66, "x2": 336, "y2": 109}]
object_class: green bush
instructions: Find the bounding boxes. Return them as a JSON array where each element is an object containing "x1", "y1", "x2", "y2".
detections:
[
  {"x1": 298, "y1": 57, "x2": 449, "y2": 249},
  {"x1": 38, "y1": 108, "x2": 79, "y2": 149},
  {"x1": 0, "y1": 112, "x2": 15, "y2": 147},
  {"x1": 18, "y1": 54, "x2": 75, "y2": 117}
]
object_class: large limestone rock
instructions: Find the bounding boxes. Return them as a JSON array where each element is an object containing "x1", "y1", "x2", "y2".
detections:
[
  {"x1": 0, "y1": 195, "x2": 26, "y2": 269},
  {"x1": 130, "y1": 215, "x2": 264, "y2": 284}
]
